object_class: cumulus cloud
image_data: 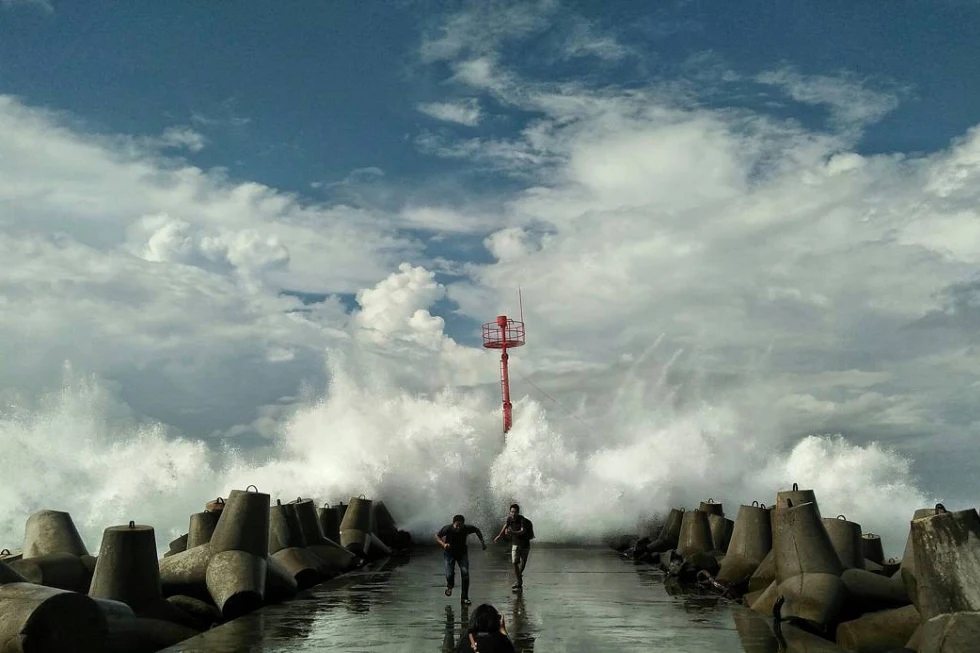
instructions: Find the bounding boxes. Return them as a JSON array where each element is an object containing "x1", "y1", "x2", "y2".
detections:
[
  {"x1": 418, "y1": 99, "x2": 483, "y2": 126},
  {"x1": 0, "y1": 94, "x2": 431, "y2": 441}
]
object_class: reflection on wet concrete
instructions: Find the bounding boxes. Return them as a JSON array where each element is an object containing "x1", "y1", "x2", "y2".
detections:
[
  {"x1": 160, "y1": 547, "x2": 843, "y2": 652},
  {"x1": 508, "y1": 593, "x2": 536, "y2": 652},
  {"x1": 732, "y1": 608, "x2": 781, "y2": 653}
]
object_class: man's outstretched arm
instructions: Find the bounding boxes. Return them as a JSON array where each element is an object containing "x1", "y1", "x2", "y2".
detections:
[
  {"x1": 472, "y1": 526, "x2": 487, "y2": 550},
  {"x1": 493, "y1": 522, "x2": 509, "y2": 543},
  {"x1": 434, "y1": 532, "x2": 449, "y2": 550}
]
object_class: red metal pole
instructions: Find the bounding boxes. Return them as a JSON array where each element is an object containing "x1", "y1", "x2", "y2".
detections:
[
  {"x1": 497, "y1": 315, "x2": 512, "y2": 433},
  {"x1": 501, "y1": 348, "x2": 512, "y2": 433}
]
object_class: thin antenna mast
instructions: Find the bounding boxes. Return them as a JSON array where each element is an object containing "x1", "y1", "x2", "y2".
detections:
[{"x1": 519, "y1": 288, "x2": 525, "y2": 341}]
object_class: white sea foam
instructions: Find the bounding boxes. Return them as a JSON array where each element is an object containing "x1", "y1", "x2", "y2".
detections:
[{"x1": 0, "y1": 355, "x2": 935, "y2": 559}]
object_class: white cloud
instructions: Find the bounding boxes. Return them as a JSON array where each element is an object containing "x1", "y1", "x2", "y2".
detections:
[
  {"x1": 397, "y1": 205, "x2": 506, "y2": 234},
  {"x1": 418, "y1": 99, "x2": 483, "y2": 126},
  {"x1": 561, "y1": 18, "x2": 635, "y2": 62},
  {"x1": 450, "y1": 57, "x2": 503, "y2": 91},
  {"x1": 419, "y1": 0, "x2": 558, "y2": 64},
  {"x1": 0, "y1": 94, "x2": 432, "y2": 443},
  {"x1": 157, "y1": 126, "x2": 206, "y2": 152},
  {"x1": 484, "y1": 227, "x2": 534, "y2": 261},
  {"x1": 756, "y1": 67, "x2": 902, "y2": 130}
]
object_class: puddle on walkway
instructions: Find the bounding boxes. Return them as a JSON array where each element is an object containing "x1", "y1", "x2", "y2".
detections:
[{"x1": 160, "y1": 546, "x2": 818, "y2": 652}]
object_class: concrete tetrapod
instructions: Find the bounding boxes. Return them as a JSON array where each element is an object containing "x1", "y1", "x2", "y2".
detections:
[
  {"x1": 862, "y1": 533, "x2": 885, "y2": 567},
  {"x1": 129, "y1": 618, "x2": 202, "y2": 653},
  {"x1": 699, "y1": 499, "x2": 725, "y2": 517},
  {"x1": 772, "y1": 499, "x2": 845, "y2": 629},
  {"x1": 339, "y1": 496, "x2": 373, "y2": 557},
  {"x1": 205, "y1": 497, "x2": 226, "y2": 516},
  {"x1": 88, "y1": 522, "x2": 161, "y2": 611},
  {"x1": 307, "y1": 540, "x2": 362, "y2": 574},
  {"x1": 164, "y1": 534, "x2": 188, "y2": 558},
  {"x1": 835, "y1": 604, "x2": 920, "y2": 653},
  {"x1": 290, "y1": 498, "x2": 364, "y2": 571},
  {"x1": 909, "y1": 506, "x2": 980, "y2": 620},
  {"x1": 209, "y1": 486, "x2": 270, "y2": 558},
  {"x1": 709, "y1": 514, "x2": 735, "y2": 553},
  {"x1": 206, "y1": 550, "x2": 267, "y2": 621},
  {"x1": 288, "y1": 499, "x2": 322, "y2": 545},
  {"x1": 267, "y1": 499, "x2": 324, "y2": 589},
  {"x1": 268, "y1": 500, "x2": 305, "y2": 555},
  {"x1": 0, "y1": 550, "x2": 20, "y2": 564},
  {"x1": 8, "y1": 552, "x2": 92, "y2": 593},
  {"x1": 918, "y1": 611, "x2": 980, "y2": 653},
  {"x1": 88, "y1": 596, "x2": 138, "y2": 652},
  {"x1": 269, "y1": 548, "x2": 325, "y2": 590},
  {"x1": 677, "y1": 510, "x2": 714, "y2": 559},
  {"x1": 21, "y1": 510, "x2": 89, "y2": 559},
  {"x1": 166, "y1": 595, "x2": 221, "y2": 629},
  {"x1": 317, "y1": 503, "x2": 341, "y2": 542},
  {"x1": 748, "y1": 549, "x2": 777, "y2": 594},
  {"x1": 0, "y1": 561, "x2": 27, "y2": 585},
  {"x1": 717, "y1": 502, "x2": 773, "y2": 592},
  {"x1": 900, "y1": 506, "x2": 939, "y2": 609},
  {"x1": 840, "y1": 568, "x2": 910, "y2": 614},
  {"x1": 0, "y1": 582, "x2": 108, "y2": 653},
  {"x1": 187, "y1": 512, "x2": 220, "y2": 550},
  {"x1": 205, "y1": 486, "x2": 270, "y2": 619},
  {"x1": 264, "y1": 555, "x2": 299, "y2": 604},
  {"x1": 775, "y1": 483, "x2": 820, "y2": 520},
  {"x1": 748, "y1": 579, "x2": 780, "y2": 616},
  {"x1": 882, "y1": 559, "x2": 901, "y2": 577},
  {"x1": 159, "y1": 543, "x2": 212, "y2": 600},
  {"x1": 646, "y1": 508, "x2": 684, "y2": 554},
  {"x1": 823, "y1": 515, "x2": 865, "y2": 570}
]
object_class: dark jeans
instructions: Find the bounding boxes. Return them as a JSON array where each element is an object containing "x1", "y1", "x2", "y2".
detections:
[{"x1": 444, "y1": 550, "x2": 470, "y2": 598}]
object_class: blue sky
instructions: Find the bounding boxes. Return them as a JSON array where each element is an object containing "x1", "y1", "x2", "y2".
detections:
[
  {"x1": 2, "y1": 0, "x2": 980, "y2": 550},
  {"x1": 4, "y1": 1, "x2": 978, "y2": 198}
]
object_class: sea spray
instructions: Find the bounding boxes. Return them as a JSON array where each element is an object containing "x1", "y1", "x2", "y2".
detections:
[{"x1": 0, "y1": 354, "x2": 936, "y2": 559}]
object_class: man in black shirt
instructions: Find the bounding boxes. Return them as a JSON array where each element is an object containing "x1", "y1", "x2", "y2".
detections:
[
  {"x1": 493, "y1": 503, "x2": 533, "y2": 591},
  {"x1": 435, "y1": 514, "x2": 486, "y2": 605}
]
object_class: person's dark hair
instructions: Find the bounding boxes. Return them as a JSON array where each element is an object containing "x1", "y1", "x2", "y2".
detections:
[
  {"x1": 467, "y1": 603, "x2": 502, "y2": 634},
  {"x1": 509, "y1": 503, "x2": 520, "y2": 512},
  {"x1": 453, "y1": 514, "x2": 465, "y2": 523}
]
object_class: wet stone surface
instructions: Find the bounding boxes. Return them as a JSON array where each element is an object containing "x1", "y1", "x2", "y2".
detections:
[{"x1": 160, "y1": 546, "x2": 793, "y2": 652}]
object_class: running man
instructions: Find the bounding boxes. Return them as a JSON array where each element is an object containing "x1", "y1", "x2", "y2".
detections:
[
  {"x1": 435, "y1": 514, "x2": 487, "y2": 605},
  {"x1": 494, "y1": 503, "x2": 534, "y2": 591}
]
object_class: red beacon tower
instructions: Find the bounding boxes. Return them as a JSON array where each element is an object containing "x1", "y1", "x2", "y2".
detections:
[{"x1": 482, "y1": 310, "x2": 526, "y2": 434}]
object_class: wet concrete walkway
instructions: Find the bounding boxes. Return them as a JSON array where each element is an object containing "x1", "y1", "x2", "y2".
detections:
[{"x1": 161, "y1": 546, "x2": 801, "y2": 652}]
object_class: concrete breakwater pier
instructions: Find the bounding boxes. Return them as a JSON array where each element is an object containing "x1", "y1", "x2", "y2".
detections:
[
  {"x1": 2, "y1": 482, "x2": 979, "y2": 652},
  {"x1": 0, "y1": 488, "x2": 412, "y2": 652},
  {"x1": 613, "y1": 484, "x2": 980, "y2": 652}
]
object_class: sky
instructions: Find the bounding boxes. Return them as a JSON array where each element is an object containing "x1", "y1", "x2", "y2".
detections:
[{"x1": 1, "y1": 0, "x2": 979, "y2": 557}]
